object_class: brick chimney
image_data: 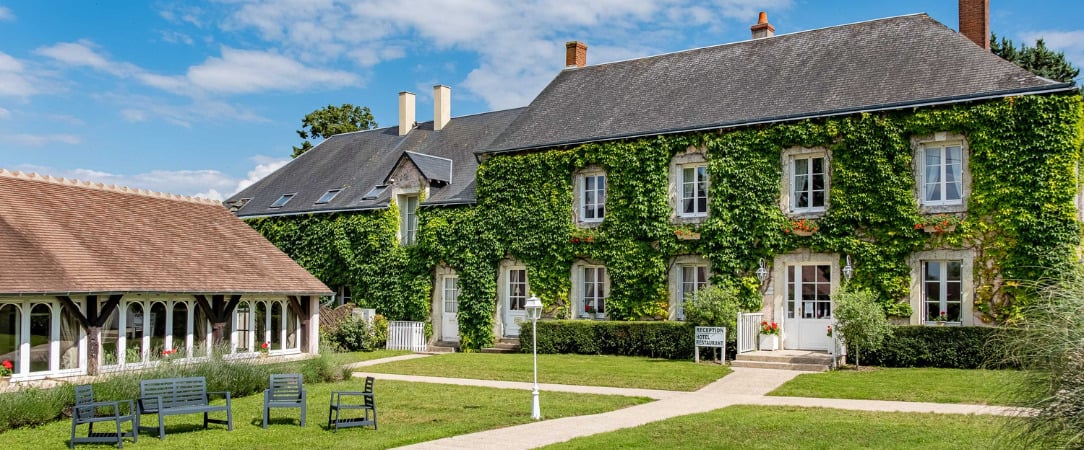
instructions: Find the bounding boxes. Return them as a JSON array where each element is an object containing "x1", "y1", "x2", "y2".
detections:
[
  {"x1": 433, "y1": 85, "x2": 450, "y2": 131},
  {"x1": 565, "y1": 41, "x2": 587, "y2": 68},
  {"x1": 959, "y1": 0, "x2": 990, "y2": 50},
  {"x1": 750, "y1": 11, "x2": 775, "y2": 39},
  {"x1": 398, "y1": 91, "x2": 415, "y2": 136}
]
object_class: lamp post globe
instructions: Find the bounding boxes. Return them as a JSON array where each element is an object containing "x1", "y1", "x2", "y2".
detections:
[{"x1": 525, "y1": 295, "x2": 543, "y2": 420}]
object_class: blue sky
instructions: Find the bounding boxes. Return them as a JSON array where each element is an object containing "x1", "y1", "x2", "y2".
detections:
[{"x1": 1, "y1": 1, "x2": 1081, "y2": 200}]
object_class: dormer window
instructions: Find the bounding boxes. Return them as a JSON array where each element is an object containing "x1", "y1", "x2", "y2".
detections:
[
  {"x1": 362, "y1": 185, "x2": 388, "y2": 200},
  {"x1": 269, "y1": 194, "x2": 295, "y2": 208},
  {"x1": 315, "y1": 189, "x2": 342, "y2": 204}
]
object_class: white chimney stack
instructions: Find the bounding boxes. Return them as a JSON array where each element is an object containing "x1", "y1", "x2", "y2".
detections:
[
  {"x1": 434, "y1": 85, "x2": 450, "y2": 131},
  {"x1": 398, "y1": 91, "x2": 415, "y2": 136}
]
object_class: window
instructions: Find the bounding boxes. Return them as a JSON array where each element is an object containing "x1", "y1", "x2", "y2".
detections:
[
  {"x1": 336, "y1": 286, "x2": 352, "y2": 306},
  {"x1": 315, "y1": 189, "x2": 342, "y2": 204},
  {"x1": 508, "y1": 269, "x2": 527, "y2": 311},
  {"x1": 362, "y1": 185, "x2": 388, "y2": 200},
  {"x1": 920, "y1": 143, "x2": 963, "y2": 206},
  {"x1": 581, "y1": 266, "x2": 608, "y2": 316},
  {"x1": 269, "y1": 193, "x2": 295, "y2": 208},
  {"x1": 231, "y1": 299, "x2": 301, "y2": 354},
  {"x1": 677, "y1": 264, "x2": 708, "y2": 320},
  {"x1": 399, "y1": 195, "x2": 419, "y2": 245},
  {"x1": 680, "y1": 165, "x2": 708, "y2": 217},
  {"x1": 791, "y1": 155, "x2": 826, "y2": 213},
  {"x1": 580, "y1": 173, "x2": 606, "y2": 222},
  {"x1": 923, "y1": 260, "x2": 962, "y2": 323},
  {"x1": 443, "y1": 277, "x2": 459, "y2": 314},
  {"x1": 786, "y1": 265, "x2": 832, "y2": 319}
]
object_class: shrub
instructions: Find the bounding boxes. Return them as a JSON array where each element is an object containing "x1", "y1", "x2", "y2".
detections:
[
  {"x1": 325, "y1": 314, "x2": 389, "y2": 352},
  {"x1": 299, "y1": 348, "x2": 348, "y2": 383},
  {"x1": 683, "y1": 285, "x2": 742, "y2": 331},
  {"x1": 833, "y1": 288, "x2": 892, "y2": 368},
  {"x1": 850, "y1": 325, "x2": 1015, "y2": 369},
  {"x1": 520, "y1": 320, "x2": 698, "y2": 360}
]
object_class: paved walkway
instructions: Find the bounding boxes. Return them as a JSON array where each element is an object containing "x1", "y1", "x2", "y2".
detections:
[{"x1": 349, "y1": 355, "x2": 1028, "y2": 450}]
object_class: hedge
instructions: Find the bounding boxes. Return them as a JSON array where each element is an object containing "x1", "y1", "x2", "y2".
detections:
[
  {"x1": 518, "y1": 320, "x2": 718, "y2": 360},
  {"x1": 849, "y1": 326, "x2": 1022, "y2": 369}
]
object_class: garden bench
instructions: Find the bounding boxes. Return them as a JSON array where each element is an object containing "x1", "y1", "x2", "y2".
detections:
[
  {"x1": 328, "y1": 376, "x2": 377, "y2": 431},
  {"x1": 263, "y1": 373, "x2": 306, "y2": 428},
  {"x1": 70, "y1": 384, "x2": 138, "y2": 448},
  {"x1": 138, "y1": 376, "x2": 233, "y2": 439}
]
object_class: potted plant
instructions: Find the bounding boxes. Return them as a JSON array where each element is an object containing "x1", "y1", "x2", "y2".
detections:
[
  {"x1": 0, "y1": 359, "x2": 12, "y2": 385},
  {"x1": 674, "y1": 227, "x2": 701, "y2": 240},
  {"x1": 914, "y1": 214, "x2": 961, "y2": 233},
  {"x1": 759, "y1": 320, "x2": 781, "y2": 351},
  {"x1": 260, "y1": 341, "x2": 271, "y2": 358},
  {"x1": 786, "y1": 219, "x2": 818, "y2": 236},
  {"x1": 582, "y1": 303, "x2": 596, "y2": 319}
]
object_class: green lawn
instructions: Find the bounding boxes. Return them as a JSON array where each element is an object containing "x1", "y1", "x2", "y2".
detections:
[
  {"x1": 1, "y1": 378, "x2": 648, "y2": 449},
  {"x1": 545, "y1": 405, "x2": 1012, "y2": 449},
  {"x1": 769, "y1": 367, "x2": 1032, "y2": 405},
  {"x1": 362, "y1": 353, "x2": 730, "y2": 391}
]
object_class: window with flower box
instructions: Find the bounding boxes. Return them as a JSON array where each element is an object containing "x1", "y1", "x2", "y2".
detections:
[
  {"x1": 908, "y1": 249, "x2": 973, "y2": 326},
  {"x1": 572, "y1": 262, "x2": 609, "y2": 319}
]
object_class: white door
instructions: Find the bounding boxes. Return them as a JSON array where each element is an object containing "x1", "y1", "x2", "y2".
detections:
[
  {"x1": 441, "y1": 276, "x2": 460, "y2": 342},
  {"x1": 783, "y1": 264, "x2": 834, "y2": 350},
  {"x1": 503, "y1": 269, "x2": 527, "y2": 337}
]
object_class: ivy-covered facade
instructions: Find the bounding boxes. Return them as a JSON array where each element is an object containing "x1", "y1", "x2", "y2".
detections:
[{"x1": 229, "y1": 12, "x2": 1083, "y2": 351}]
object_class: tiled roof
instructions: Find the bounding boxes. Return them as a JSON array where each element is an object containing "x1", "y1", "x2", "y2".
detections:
[
  {"x1": 228, "y1": 108, "x2": 523, "y2": 217},
  {"x1": 0, "y1": 169, "x2": 331, "y2": 296},
  {"x1": 483, "y1": 14, "x2": 1074, "y2": 154}
]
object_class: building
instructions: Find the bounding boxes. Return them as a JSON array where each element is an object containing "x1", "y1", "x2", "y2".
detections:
[
  {"x1": 229, "y1": 0, "x2": 1082, "y2": 351},
  {"x1": 0, "y1": 169, "x2": 330, "y2": 380}
]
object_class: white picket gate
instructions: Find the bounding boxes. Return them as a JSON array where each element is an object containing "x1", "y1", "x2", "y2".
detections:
[
  {"x1": 736, "y1": 312, "x2": 764, "y2": 353},
  {"x1": 386, "y1": 321, "x2": 427, "y2": 352}
]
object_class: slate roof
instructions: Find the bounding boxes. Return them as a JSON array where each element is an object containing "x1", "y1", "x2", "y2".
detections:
[
  {"x1": 482, "y1": 14, "x2": 1075, "y2": 155},
  {"x1": 0, "y1": 170, "x2": 331, "y2": 296},
  {"x1": 228, "y1": 108, "x2": 523, "y2": 217}
]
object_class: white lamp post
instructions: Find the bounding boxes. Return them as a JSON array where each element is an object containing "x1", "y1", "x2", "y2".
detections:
[{"x1": 525, "y1": 295, "x2": 543, "y2": 420}]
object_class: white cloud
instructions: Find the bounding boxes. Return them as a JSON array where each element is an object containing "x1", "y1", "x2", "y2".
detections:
[
  {"x1": 35, "y1": 40, "x2": 142, "y2": 77},
  {"x1": 0, "y1": 6, "x2": 13, "y2": 21},
  {"x1": 159, "y1": 30, "x2": 195, "y2": 45},
  {"x1": 1019, "y1": 30, "x2": 1084, "y2": 77},
  {"x1": 120, "y1": 109, "x2": 147, "y2": 122},
  {"x1": 234, "y1": 157, "x2": 289, "y2": 193},
  {"x1": 219, "y1": 0, "x2": 797, "y2": 110},
  {"x1": 186, "y1": 47, "x2": 360, "y2": 93},
  {"x1": 1, "y1": 133, "x2": 82, "y2": 146},
  {"x1": 0, "y1": 51, "x2": 38, "y2": 97},
  {"x1": 0, "y1": 107, "x2": 9, "y2": 119}
]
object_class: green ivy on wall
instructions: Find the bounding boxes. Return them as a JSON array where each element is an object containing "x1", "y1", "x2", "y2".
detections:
[{"x1": 248, "y1": 93, "x2": 1082, "y2": 350}]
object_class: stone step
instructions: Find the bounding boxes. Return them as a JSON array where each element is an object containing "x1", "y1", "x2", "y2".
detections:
[
  {"x1": 736, "y1": 353, "x2": 833, "y2": 365},
  {"x1": 730, "y1": 359, "x2": 829, "y2": 372},
  {"x1": 426, "y1": 344, "x2": 456, "y2": 353},
  {"x1": 480, "y1": 341, "x2": 520, "y2": 354}
]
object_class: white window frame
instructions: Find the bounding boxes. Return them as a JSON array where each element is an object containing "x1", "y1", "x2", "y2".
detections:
[
  {"x1": 786, "y1": 264, "x2": 833, "y2": 320},
  {"x1": 678, "y1": 164, "x2": 709, "y2": 218},
  {"x1": 668, "y1": 255, "x2": 710, "y2": 320},
  {"x1": 908, "y1": 249, "x2": 974, "y2": 326},
  {"x1": 0, "y1": 298, "x2": 87, "y2": 380},
  {"x1": 921, "y1": 260, "x2": 963, "y2": 324},
  {"x1": 913, "y1": 133, "x2": 969, "y2": 213},
  {"x1": 507, "y1": 268, "x2": 528, "y2": 312},
  {"x1": 398, "y1": 194, "x2": 420, "y2": 246},
  {"x1": 443, "y1": 276, "x2": 460, "y2": 314},
  {"x1": 572, "y1": 263, "x2": 609, "y2": 319},
  {"x1": 578, "y1": 172, "x2": 607, "y2": 224},
  {"x1": 677, "y1": 264, "x2": 709, "y2": 320},
  {"x1": 781, "y1": 147, "x2": 829, "y2": 215}
]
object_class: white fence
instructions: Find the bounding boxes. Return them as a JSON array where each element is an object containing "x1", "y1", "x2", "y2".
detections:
[
  {"x1": 736, "y1": 312, "x2": 763, "y2": 354},
  {"x1": 386, "y1": 321, "x2": 427, "y2": 352}
]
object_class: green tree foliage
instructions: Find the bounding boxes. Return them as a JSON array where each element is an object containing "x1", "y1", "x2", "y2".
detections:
[
  {"x1": 682, "y1": 285, "x2": 743, "y2": 329},
  {"x1": 832, "y1": 288, "x2": 892, "y2": 368},
  {"x1": 991, "y1": 33, "x2": 1080, "y2": 83},
  {"x1": 292, "y1": 104, "x2": 378, "y2": 158}
]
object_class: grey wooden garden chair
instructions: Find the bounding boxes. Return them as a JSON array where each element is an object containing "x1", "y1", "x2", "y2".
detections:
[
  {"x1": 263, "y1": 373, "x2": 307, "y2": 428},
  {"x1": 70, "y1": 384, "x2": 138, "y2": 448}
]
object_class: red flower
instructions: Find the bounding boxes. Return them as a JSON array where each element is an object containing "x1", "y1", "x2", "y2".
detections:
[
  {"x1": 261, "y1": 342, "x2": 270, "y2": 350},
  {"x1": 2, "y1": 360, "x2": 12, "y2": 370},
  {"x1": 162, "y1": 349, "x2": 175, "y2": 356}
]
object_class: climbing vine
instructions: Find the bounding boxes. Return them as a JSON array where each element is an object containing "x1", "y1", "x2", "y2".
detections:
[{"x1": 248, "y1": 93, "x2": 1082, "y2": 349}]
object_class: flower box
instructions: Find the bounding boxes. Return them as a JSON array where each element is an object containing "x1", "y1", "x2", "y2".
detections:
[
  {"x1": 792, "y1": 229, "x2": 814, "y2": 237},
  {"x1": 674, "y1": 229, "x2": 700, "y2": 240},
  {"x1": 759, "y1": 334, "x2": 779, "y2": 351},
  {"x1": 923, "y1": 224, "x2": 956, "y2": 233}
]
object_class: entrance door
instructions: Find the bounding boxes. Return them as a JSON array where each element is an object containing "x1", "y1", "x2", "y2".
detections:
[
  {"x1": 440, "y1": 276, "x2": 460, "y2": 342},
  {"x1": 503, "y1": 269, "x2": 527, "y2": 336},
  {"x1": 783, "y1": 264, "x2": 834, "y2": 350}
]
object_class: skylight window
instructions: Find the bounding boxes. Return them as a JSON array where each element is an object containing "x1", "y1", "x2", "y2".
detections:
[
  {"x1": 315, "y1": 189, "x2": 342, "y2": 204},
  {"x1": 270, "y1": 193, "x2": 295, "y2": 208},
  {"x1": 362, "y1": 185, "x2": 388, "y2": 200}
]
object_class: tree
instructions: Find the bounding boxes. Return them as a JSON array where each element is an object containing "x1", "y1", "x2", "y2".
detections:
[
  {"x1": 991, "y1": 33, "x2": 1080, "y2": 84},
  {"x1": 832, "y1": 287, "x2": 892, "y2": 369},
  {"x1": 292, "y1": 104, "x2": 378, "y2": 158}
]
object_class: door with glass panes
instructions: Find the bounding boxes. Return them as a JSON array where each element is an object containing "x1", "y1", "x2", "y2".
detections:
[
  {"x1": 440, "y1": 276, "x2": 460, "y2": 341},
  {"x1": 783, "y1": 264, "x2": 834, "y2": 350}
]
